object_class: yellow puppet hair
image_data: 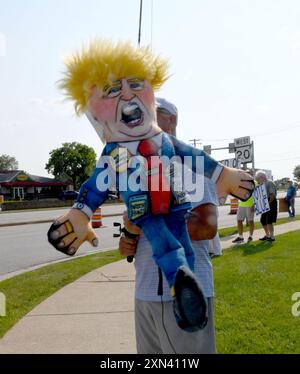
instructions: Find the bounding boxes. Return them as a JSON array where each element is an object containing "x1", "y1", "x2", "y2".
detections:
[{"x1": 59, "y1": 39, "x2": 170, "y2": 115}]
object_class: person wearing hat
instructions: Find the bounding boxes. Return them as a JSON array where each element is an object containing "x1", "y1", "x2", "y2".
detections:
[
  {"x1": 156, "y1": 97, "x2": 178, "y2": 136},
  {"x1": 47, "y1": 40, "x2": 254, "y2": 333},
  {"x1": 119, "y1": 97, "x2": 220, "y2": 353}
]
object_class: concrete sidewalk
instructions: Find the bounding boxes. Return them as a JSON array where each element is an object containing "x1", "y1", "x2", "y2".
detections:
[
  {"x1": 0, "y1": 221, "x2": 299, "y2": 354},
  {"x1": 0, "y1": 260, "x2": 136, "y2": 354}
]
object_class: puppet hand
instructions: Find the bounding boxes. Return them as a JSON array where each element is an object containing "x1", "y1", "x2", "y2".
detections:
[
  {"x1": 216, "y1": 166, "x2": 254, "y2": 204},
  {"x1": 47, "y1": 209, "x2": 99, "y2": 256}
]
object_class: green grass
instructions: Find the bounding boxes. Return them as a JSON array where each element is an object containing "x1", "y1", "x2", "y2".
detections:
[
  {"x1": 218, "y1": 214, "x2": 300, "y2": 238},
  {"x1": 1, "y1": 230, "x2": 300, "y2": 353},
  {"x1": 0, "y1": 250, "x2": 122, "y2": 339},
  {"x1": 213, "y1": 230, "x2": 300, "y2": 353}
]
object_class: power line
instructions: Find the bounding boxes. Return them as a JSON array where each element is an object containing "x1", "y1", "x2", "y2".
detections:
[
  {"x1": 259, "y1": 156, "x2": 300, "y2": 163},
  {"x1": 203, "y1": 120, "x2": 300, "y2": 142}
]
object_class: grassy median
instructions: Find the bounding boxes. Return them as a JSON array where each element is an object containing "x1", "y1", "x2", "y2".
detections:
[
  {"x1": 0, "y1": 250, "x2": 122, "y2": 339},
  {"x1": 218, "y1": 214, "x2": 300, "y2": 238},
  {"x1": 214, "y1": 229, "x2": 300, "y2": 353}
]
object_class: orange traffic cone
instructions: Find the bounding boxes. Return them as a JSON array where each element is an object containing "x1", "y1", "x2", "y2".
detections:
[
  {"x1": 91, "y1": 207, "x2": 103, "y2": 229},
  {"x1": 229, "y1": 198, "x2": 239, "y2": 214}
]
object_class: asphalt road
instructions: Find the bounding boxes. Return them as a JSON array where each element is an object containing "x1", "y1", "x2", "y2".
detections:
[
  {"x1": 0, "y1": 215, "x2": 124, "y2": 278},
  {"x1": 0, "y1": 199, "x2": 299, "y2": 278},
  {"x1": 0, "y1": 203, "x2": 125, "y2": 226}
]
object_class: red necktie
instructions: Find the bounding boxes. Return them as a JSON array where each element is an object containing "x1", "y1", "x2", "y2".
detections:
[{"x1": 138, "y1": 138, "x2": 171, "y2": 214}]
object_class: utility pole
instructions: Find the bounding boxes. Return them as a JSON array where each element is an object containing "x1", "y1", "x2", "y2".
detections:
[
  {"x1": 138, "y1": 0, "x2": 143, "y2": 47},
  {"x1": 251, "y1": 140, "x2": 255, "y2": 174},
  {"x1": 189, "y1": 139, "x2": 202, "y2": 148}
]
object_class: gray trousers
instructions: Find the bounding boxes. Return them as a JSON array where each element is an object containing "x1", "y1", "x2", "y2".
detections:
[{"x1": 135, "y1": 297, "x2": 216, "y2": 354}]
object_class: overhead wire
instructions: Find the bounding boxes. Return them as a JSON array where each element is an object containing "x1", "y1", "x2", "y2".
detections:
[{"x1": 202, "y1": 120, "x2": 300, "y2": 142}]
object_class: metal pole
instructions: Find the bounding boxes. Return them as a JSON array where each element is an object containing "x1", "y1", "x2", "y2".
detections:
[
  {"x1": 138, "y1": 0, "x2": 143, "y2": 47},
  {"x1": 252, "y1": 140, "x2": 255, "y2": 174},
  {"x1": 189, "y1": 139, "x2": 202, "y2": 148}
]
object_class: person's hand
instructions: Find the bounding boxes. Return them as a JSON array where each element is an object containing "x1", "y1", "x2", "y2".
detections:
[
  {"x1": 119, "y1": 235, "x2": 138, "y2": 257},
  {"x1": 47, "y1": 209, "x2": 99, "y2": 256},
  {"x1": 187, "y1": 203, "x2": 217, "y2": 241},
  {"x1": 123, "y1": 211, "x2": 141, "y2": 235},
  {"x1": 216, "y1": 167, "x2": 254, "y2": 204}
]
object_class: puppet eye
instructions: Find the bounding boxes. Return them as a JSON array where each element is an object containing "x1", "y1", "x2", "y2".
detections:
[
  {"x1": 128, "y1": 79, "x2": 144, "y2": 91},
  {"x1": 104, "y1": 86, "x2": 121, "y2": 98}
]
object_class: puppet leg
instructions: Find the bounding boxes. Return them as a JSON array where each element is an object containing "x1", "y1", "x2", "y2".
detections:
[
  {"x1": 140, "y1": 215, "x2": 190, "y2": 287},
  {"x1": 164, "y1": 210, "x2": 195, "y2": 271},
  {"x1": 140, "y1": 216, "x2": 208, "y2": 332}
]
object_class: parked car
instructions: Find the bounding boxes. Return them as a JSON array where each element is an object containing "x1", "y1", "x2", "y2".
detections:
[{"x1": 59, "y1": 190, "x2": 79, "y2": 201}]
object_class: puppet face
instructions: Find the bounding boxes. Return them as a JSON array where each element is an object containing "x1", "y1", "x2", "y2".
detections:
[{"x1": 87, "y1": 78, "x2": 161, "y2": 143}]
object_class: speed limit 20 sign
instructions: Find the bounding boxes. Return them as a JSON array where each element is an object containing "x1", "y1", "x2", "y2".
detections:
[
  {"x1": 235, "y1": 145, "x2": 253, "y2": 163},
  {"x1": 234, "y1": 137, "x2": 253, "y2": 163}
]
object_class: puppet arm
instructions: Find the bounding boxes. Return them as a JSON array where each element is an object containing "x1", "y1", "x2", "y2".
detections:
[
  {"x1": 48, "y1": 157, "x2": 110, "y2": 256},
  {"x1": 170, "y1": 135, "x2": 254, "y2": 202}
]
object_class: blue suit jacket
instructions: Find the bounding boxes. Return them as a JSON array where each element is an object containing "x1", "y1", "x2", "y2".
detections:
[{"x1": 74, "y1": 133, "x2": 223, "y2": 225}]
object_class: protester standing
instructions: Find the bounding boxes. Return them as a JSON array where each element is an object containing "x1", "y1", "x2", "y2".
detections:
[
  {"x1": 285, "y1": 180, "x2": 297, "y2": 217},
  {"x1": 255, "y1": 171, "x2": 278, "y2": 242}
]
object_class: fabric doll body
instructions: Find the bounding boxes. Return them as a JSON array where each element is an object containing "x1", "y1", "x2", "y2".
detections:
[{"x1": 73, "y1": 131, "x2": 222, "y2": 291}]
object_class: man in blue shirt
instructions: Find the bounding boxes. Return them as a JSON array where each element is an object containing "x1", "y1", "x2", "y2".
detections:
[{"x1": 285, "y1": 180, "x2": 297, "y2": 217}]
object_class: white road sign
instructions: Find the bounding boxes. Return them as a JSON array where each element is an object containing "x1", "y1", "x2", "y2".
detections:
[
  {"x1": 219, "y1": 158, "x2": 241, "y2": 169},
  {"x1": 235, "y1": 145, "x2": 253, "y2": 163},
  {"x1": 234, "y1": 136, "x2": 251, "y2": 147}
]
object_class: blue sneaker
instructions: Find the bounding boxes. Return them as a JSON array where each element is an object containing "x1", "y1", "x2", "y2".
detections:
[{"x1": 172, "y1": 266, "x2": 208, "y2": 332}]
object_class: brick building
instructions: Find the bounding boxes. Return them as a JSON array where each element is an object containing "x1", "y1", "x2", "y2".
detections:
[{"x1": 0, "y1": 170, "x2": 70, "y2": 200}]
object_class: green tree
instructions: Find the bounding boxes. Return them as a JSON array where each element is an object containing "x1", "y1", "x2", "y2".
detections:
[
  {"x1": 45, "y1": 142, "x2": 96, "y2": 190},
  {"x1": 0, "y1": 154, "x2": 18, "y2": 171},
  {"x1": 274, "y1": 177, "x2": 290, "y2": 190},
  {"x1": 294, "y1": 165, "x2": 300, "y2": 182}
]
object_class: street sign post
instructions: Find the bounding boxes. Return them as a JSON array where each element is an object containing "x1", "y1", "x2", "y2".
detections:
[
  {"x1": 234, "y1": 136, "x2": 253, "y2": 164},
  {"x1": 204, "y1": 136, "x2": 255, "y2": 168},
  {"x1": 228, "y1": 143, "x2": 235, "y2": 153}
]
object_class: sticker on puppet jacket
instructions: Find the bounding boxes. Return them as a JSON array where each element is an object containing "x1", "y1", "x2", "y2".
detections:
[
  {"x1": 128, "y1": 194, "x2": 149, "y2": 220},
  {"x1": 109, "y1": 147, "x2": 132, "y2": 173},
  {"x1": 168, "y1": 161, "x2": 191, "y2": 205}
]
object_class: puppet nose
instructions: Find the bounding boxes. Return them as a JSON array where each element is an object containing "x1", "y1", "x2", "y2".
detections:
[{"x1": 120, "y1": 80, "x2": 135, "y2": 100}]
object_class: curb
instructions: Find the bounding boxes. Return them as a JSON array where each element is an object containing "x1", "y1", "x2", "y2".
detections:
[
  {"x1": 0, "y1": 246, "x2": 118, "y2": 282},
  {"x1": 0, "y1": 213, "x2": 123, "y2": 228}
]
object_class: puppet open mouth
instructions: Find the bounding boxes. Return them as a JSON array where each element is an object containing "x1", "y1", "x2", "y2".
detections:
[{"x1": 121, "y1": 103, "x2": 144, "y2": 126}]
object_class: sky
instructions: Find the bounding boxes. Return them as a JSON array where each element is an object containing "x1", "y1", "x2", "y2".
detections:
[{"x1": 0, "y1": 0, "x2": 300, "y2": 181}]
